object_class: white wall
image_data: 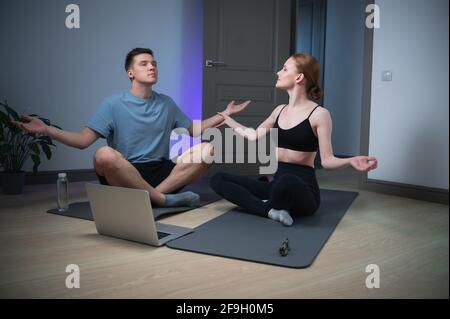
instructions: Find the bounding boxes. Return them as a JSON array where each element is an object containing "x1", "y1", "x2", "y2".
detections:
[
  {"x1": 323, "y1": 0, "x2": 366, "y2": 157},
  {"x1": 0, "y1": 0, "x2": 203, "y2": 172},
  {"x1": 369, "y1": 0, "x2": 449, "y2": 190}
]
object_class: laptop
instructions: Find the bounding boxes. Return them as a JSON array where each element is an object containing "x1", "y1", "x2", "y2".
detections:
[{"x1": 85, "y1": 183, "x2": 193, "y2": 246}]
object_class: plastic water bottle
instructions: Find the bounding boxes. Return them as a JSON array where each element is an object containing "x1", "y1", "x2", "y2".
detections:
[{"x1": 57, "y1": 172, "x2": 69, "y2": 211}]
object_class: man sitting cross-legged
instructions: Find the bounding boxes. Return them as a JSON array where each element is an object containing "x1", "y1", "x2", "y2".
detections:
[{"x1": 14, "y1": 47, "x2": 250, "y2": 207}]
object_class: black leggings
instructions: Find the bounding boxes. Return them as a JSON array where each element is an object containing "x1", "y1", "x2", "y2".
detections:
[{"x1": 210, "y1": 162, "x2": 321, "y2": 218}]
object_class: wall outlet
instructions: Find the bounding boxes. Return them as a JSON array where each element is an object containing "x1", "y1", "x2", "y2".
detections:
[{"x1": 382, "y1": 70, "x2": 393, "y2": 81}]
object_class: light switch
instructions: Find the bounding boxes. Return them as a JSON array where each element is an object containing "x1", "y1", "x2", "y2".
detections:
[{"x1": 382, "y1": 70, "x2": 393, "y2": 81}]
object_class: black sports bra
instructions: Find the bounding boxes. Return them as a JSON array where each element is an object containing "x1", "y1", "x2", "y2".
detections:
[{"x1": 273, "y1": 104, "x2": 320, "y2": 152}]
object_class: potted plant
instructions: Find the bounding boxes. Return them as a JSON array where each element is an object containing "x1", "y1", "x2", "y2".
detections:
[{"x1": 0, "y1": 100, "x2": 60, "y2": 195}]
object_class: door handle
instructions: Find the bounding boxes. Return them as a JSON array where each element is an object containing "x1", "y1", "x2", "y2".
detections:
[{"x1": 205, "y1": 60, "x2": 226, "y2": 67}]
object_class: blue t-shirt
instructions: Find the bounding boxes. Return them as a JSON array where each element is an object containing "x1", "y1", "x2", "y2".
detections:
[{"x1": 87, "y1": 90, "x2": 191, "y2": 163}]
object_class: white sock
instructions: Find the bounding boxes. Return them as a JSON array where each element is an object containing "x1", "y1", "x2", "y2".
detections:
[
  {"x1": 268, "y1": 208, "x2": 293, "y2": 226},
  {"x1": 164, "y1": 191, "x2": 200, "y2": 207}
]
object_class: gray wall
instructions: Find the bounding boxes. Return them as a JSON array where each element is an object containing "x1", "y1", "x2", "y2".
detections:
[
  {"x1": 0, "y1": 0, "x2": 203, "y2": 172},
  {"x1": 368, "y1": 0, "x2": 449, "y2": 190},
  {"x1": 323, "y1": 0, "x2": 366, "y2": 156}
]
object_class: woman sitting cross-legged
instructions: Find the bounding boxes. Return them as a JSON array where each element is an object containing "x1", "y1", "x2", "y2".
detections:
[{"x1": 211, "y1": 53, "x2": 378, "y2": 226}]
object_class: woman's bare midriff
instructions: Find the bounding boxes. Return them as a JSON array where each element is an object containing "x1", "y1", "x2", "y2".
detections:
[{"x1": 276, "y1": 147, "x2": 316, "y2": 168}]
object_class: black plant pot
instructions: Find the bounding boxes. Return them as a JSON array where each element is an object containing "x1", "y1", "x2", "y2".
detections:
[{"x1": 1, "y1": 171, "x2": 26, "y2": 195}]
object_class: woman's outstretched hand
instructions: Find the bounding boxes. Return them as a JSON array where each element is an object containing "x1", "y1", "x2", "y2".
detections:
[
  {"x1": 224, "y1": 100, "x2": 251, "y2": 116},
  {"x1": 350, "y1": 156, "x2": 378, "y2": 172}
]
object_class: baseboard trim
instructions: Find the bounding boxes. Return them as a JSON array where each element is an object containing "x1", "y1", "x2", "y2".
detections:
[
  {"x1": 25, "y1": 169, "x2": 98, "y2": 185},
  {"x1": 23, "y1": 162, "x2": 448, "y2": 205},
  {"x1": 359, "y1": 178, "x2": 449, "y2": 205}
]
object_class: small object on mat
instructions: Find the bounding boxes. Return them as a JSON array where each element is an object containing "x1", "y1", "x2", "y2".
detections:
[{"x1": 279, "y1": 238, "x2": 290, "y2": 257}]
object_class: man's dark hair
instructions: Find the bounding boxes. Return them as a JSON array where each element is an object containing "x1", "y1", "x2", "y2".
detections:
[{"x1": 125, "y1": 48, "x2": 154, "y2": 71}]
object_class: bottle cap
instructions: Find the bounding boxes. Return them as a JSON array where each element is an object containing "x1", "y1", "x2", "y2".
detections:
[{"x1": 58, "y1": 173, "x2": 67, "y2": 178}]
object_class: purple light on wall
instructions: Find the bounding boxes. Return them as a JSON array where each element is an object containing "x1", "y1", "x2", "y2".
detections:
[
  {"x1": 169, "y1": 0, "x2": 204, "y2": 157},
  {"x1": 179, "y1": 0, "x2": 203, "y2": 122}
]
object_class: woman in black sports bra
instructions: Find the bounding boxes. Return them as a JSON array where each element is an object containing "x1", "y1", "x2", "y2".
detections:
[{"x1": 211, "y1": 53, "x2": 378, "y2": 226}]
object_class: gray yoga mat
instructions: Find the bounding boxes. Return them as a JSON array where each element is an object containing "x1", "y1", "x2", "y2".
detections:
[
  {"x1": 47, "y1": 178, "x2": 221, "y2": 220},
  {"x1": 167, "y1": 189, "x2": 358, "y2": 268}
]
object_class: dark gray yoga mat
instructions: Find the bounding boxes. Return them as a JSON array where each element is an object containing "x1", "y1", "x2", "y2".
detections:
[
  {"x1": 167, "y1": 189, "x2": 358, "y2": 268},
  {"x1": 47, "y1": 178, "x2": 221, "y2": 220}
]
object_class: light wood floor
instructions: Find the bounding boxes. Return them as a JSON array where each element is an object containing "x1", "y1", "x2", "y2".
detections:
[{"x1": 0, "y1": 168, "x2": 448, "y2": 299}]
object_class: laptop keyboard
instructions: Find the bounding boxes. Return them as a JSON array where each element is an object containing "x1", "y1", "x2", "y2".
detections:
[{"x1": 157, "y1": 231, "x2": 170, "y2": 240}]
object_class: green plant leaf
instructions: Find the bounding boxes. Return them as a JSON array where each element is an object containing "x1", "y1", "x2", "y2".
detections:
[
  {"x1": 38, "y1": 136, "x2": 56, "y2": 146},
  {"x1": 31, "y1": 154, "x2": 40, "y2": 174},
  {"x1": 0, "y1": 101, "x2": 61, "y2": 173},
  {"x1": 39, "y1": 141, "x2": 56, "y2": 147},
  {"x1": 38, "y1": 136, "x2": 52, "y2": 142},
  {"x1": 1, "y1": 101, "x2": 20, "y2": 121},
  {"x1": 39, "y1": 117, "x2": 51, "y2": 126},
  {"x1": 41, "y1": 143, "x2": 52, "y2": 160},
  {"x1": 26, "y1": 132, "x2": 37, "y2": 138},
  {"x1": 51, "y1": 124, "x2": 62, "y2": 130},
  {"x1": 0, "y1": 144, "x2": 13, "y2": 153},
  {"x1": 0, "y1": 110, "x2": 10, "y2": 125},
  {"x1": 28, "y1": 142, "x2": 40, "y2": 155}
]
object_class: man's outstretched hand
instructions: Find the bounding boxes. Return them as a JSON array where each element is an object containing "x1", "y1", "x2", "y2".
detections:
[
  {"x1": 223, "y1": 100, "x2": 251, "y2": 116},
  {"x1": 12, "y1": 115, "x2": 48, "y2": 134},
  {"x1": 216, "y1": 111, "x2": 233, "y2": 127}
]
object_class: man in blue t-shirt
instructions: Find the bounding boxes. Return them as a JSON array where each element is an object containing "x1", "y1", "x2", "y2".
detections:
[{"x1": 15, "y1": 48, "x2": 250, "y2": 207}]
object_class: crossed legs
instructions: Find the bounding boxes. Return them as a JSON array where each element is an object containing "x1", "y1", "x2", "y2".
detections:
[
  {"x1": 210, "y1": 172, "x2": 320, "y2": 226},
  {"x1": 155, "y1": 142, "x2": 214, "y2": 193},
  {"x1": 93, "y1": 142, "x2": 214, "y2": 206}
]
